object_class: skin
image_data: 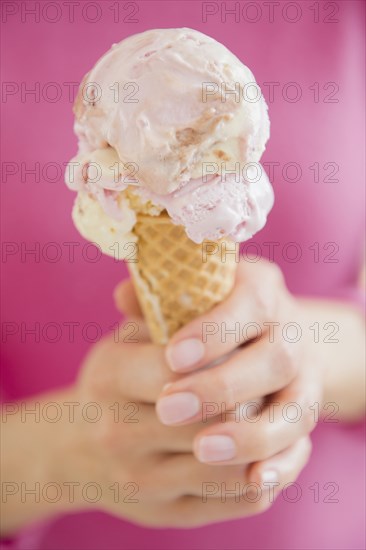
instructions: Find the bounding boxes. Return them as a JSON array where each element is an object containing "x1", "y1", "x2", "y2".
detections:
[{"x1": 1, "y1": 259, "x2": 365, "y2": 534}]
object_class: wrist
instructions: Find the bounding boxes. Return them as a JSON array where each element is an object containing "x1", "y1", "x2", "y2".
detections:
[
  {"x1": 296, "y1": 297, "x2": 366, "y2": 420},
  {"x1": 1, "y1": 386, "x2": 94, "y2": 532},
  {"x1": 42, "y1": 386, "x2": 98, "y2": 513}
]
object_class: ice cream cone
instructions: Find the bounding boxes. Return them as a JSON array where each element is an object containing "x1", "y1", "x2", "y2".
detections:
[
  {"x1": 127, "y1": 212, "x2": 238, "y2": 344},
  {"x1": 66, "y1": 29, "x2": 273, "y2": 345}
]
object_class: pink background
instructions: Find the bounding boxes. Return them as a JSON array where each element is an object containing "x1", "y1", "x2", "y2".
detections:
[{"x1": 1, "y1": 1, "x2": 365, "y2": 549}]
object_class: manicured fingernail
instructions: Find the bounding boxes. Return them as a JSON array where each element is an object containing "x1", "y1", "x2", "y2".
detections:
[
  {"x1": 166, "y1": 339, "x2": 205, "y2": 372},
  {"x1": 197, "y1": 435, "x2": 236, "y2": 463},
  {"x1": 261, "y1": 470, "x2": 278, "y2": 485},
  {"x1": 156, "y1": 392, "x2": 200, "y2": 425}
]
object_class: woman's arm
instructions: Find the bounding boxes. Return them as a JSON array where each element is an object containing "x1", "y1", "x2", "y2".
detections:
[
  {"x1": 1, "y1": 388, "x2": 82, "y2": 533},
  {"x1": 298, "y1": 297, "x2": 365, "y2": 421}
]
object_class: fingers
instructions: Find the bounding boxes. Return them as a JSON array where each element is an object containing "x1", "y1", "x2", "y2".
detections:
[
  {"x1": 114, "y1": 279, "x2": 143, "y2": 318},
  {"x1": 119, "y1": 316, "x2": 151, "y2": 343},
  {"x1": 156, "y1": 338, "x2": 297, "y2": 426},
  {"x1": 113, "y1": 280, "x2": 150, "y2": 341},
  {"x1": 139, "y1": 437, "x2": 311, "y2": 528},
  {"x1": 171, "y1": 493, "x2": 273, "y2": 527},
  {"x1": 133, "y1": 438, "x2": 312, "y2": 526},
  {"x1": 115, "y1": 343, "x2": 173, "y2": 403},
  {"x1": 166, "y1": 437, "x2": 312, "y2": 527},
  {"x1": 85, "y1": 336, "x2": 175, "y2": 404},
  {"x1": 100, "y1": 403, "x2": 199, "y2": 455},
  {"x1": 140, "y1": 410, "x2": 218, "y2": 454},
  {"x1": 145, "y1": 454, "x2": 247, "y2": 500},
  {"x1": 192, "y1": 382, "x2": 317, "y2": 465},
  {"x1": 165, "y1": 259, "x2": 290, "y2": 374},
  {"x1": 248, "y1": 436, "x2": 312, "y2": 489}
]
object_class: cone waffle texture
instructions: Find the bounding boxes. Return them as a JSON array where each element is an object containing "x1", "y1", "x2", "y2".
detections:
[{"x1": 127, "y1": 212, "x2": 238, "y2": 344}]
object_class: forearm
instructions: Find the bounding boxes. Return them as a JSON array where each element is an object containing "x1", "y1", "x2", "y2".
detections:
[
  {"x1": 0, "y1": 388, "x2": 84, "y2": 535},
  {"x1": 298, "y1": 298, "x2": 365, "y2": 421}
]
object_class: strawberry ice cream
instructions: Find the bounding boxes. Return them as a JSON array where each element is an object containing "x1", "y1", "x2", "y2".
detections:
[{"x1": 65, "y1": 28, "x2": 273, "y2": 255}]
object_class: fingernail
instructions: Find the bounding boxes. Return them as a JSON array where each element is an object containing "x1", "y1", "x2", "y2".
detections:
[
  {"x1": 166, "y1": 338, "x2": 205, "y2": 372},
  {"x1": 261, "y1": 469, "x2": 278, "y2": 485},
  {"x1": 156, "y1": 392, "x2": 200, "y2": 425},
  {"x1": 197, "y1": 435, "x2": 236, "y2": 463}
]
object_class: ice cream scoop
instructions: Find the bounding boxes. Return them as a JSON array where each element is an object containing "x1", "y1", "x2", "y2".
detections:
[
  {"x1": 71, "y1": 27, "x2": 270, "y2": 194},
  {"x1": 66, "y1": 28, "x2": 273, "y2": 255},
  {"x1": 133, "y1": 166, "x2": 273, "y2": 244}
]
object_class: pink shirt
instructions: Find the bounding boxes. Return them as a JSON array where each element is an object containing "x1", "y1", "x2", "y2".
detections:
[{"x1": 1, "y1": 1, "x2": 365, "y2": 548}]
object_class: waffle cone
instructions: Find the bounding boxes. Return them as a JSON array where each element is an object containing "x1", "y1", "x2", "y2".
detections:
[{"x1": 127, "y1": 212, "x2": 238, "y2": 344}]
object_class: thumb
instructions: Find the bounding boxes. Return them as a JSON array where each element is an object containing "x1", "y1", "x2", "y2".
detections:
[{"x1": 114, "y1": 278, "x2": 143, "y2": 318}]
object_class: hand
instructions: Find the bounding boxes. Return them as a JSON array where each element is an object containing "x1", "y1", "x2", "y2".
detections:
[
  {"x1": 1, "y1": 277, "x2": 311, "y2": 534},
  {"x1": 70, "y1": 308, "x2": 310, "y2": 527},
  {"x1": 146, "y1": 259, "x2": 318, "y2": 484},
  {"x1": 3, "y1": 266, "x2": 363, "y2": 534}
]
